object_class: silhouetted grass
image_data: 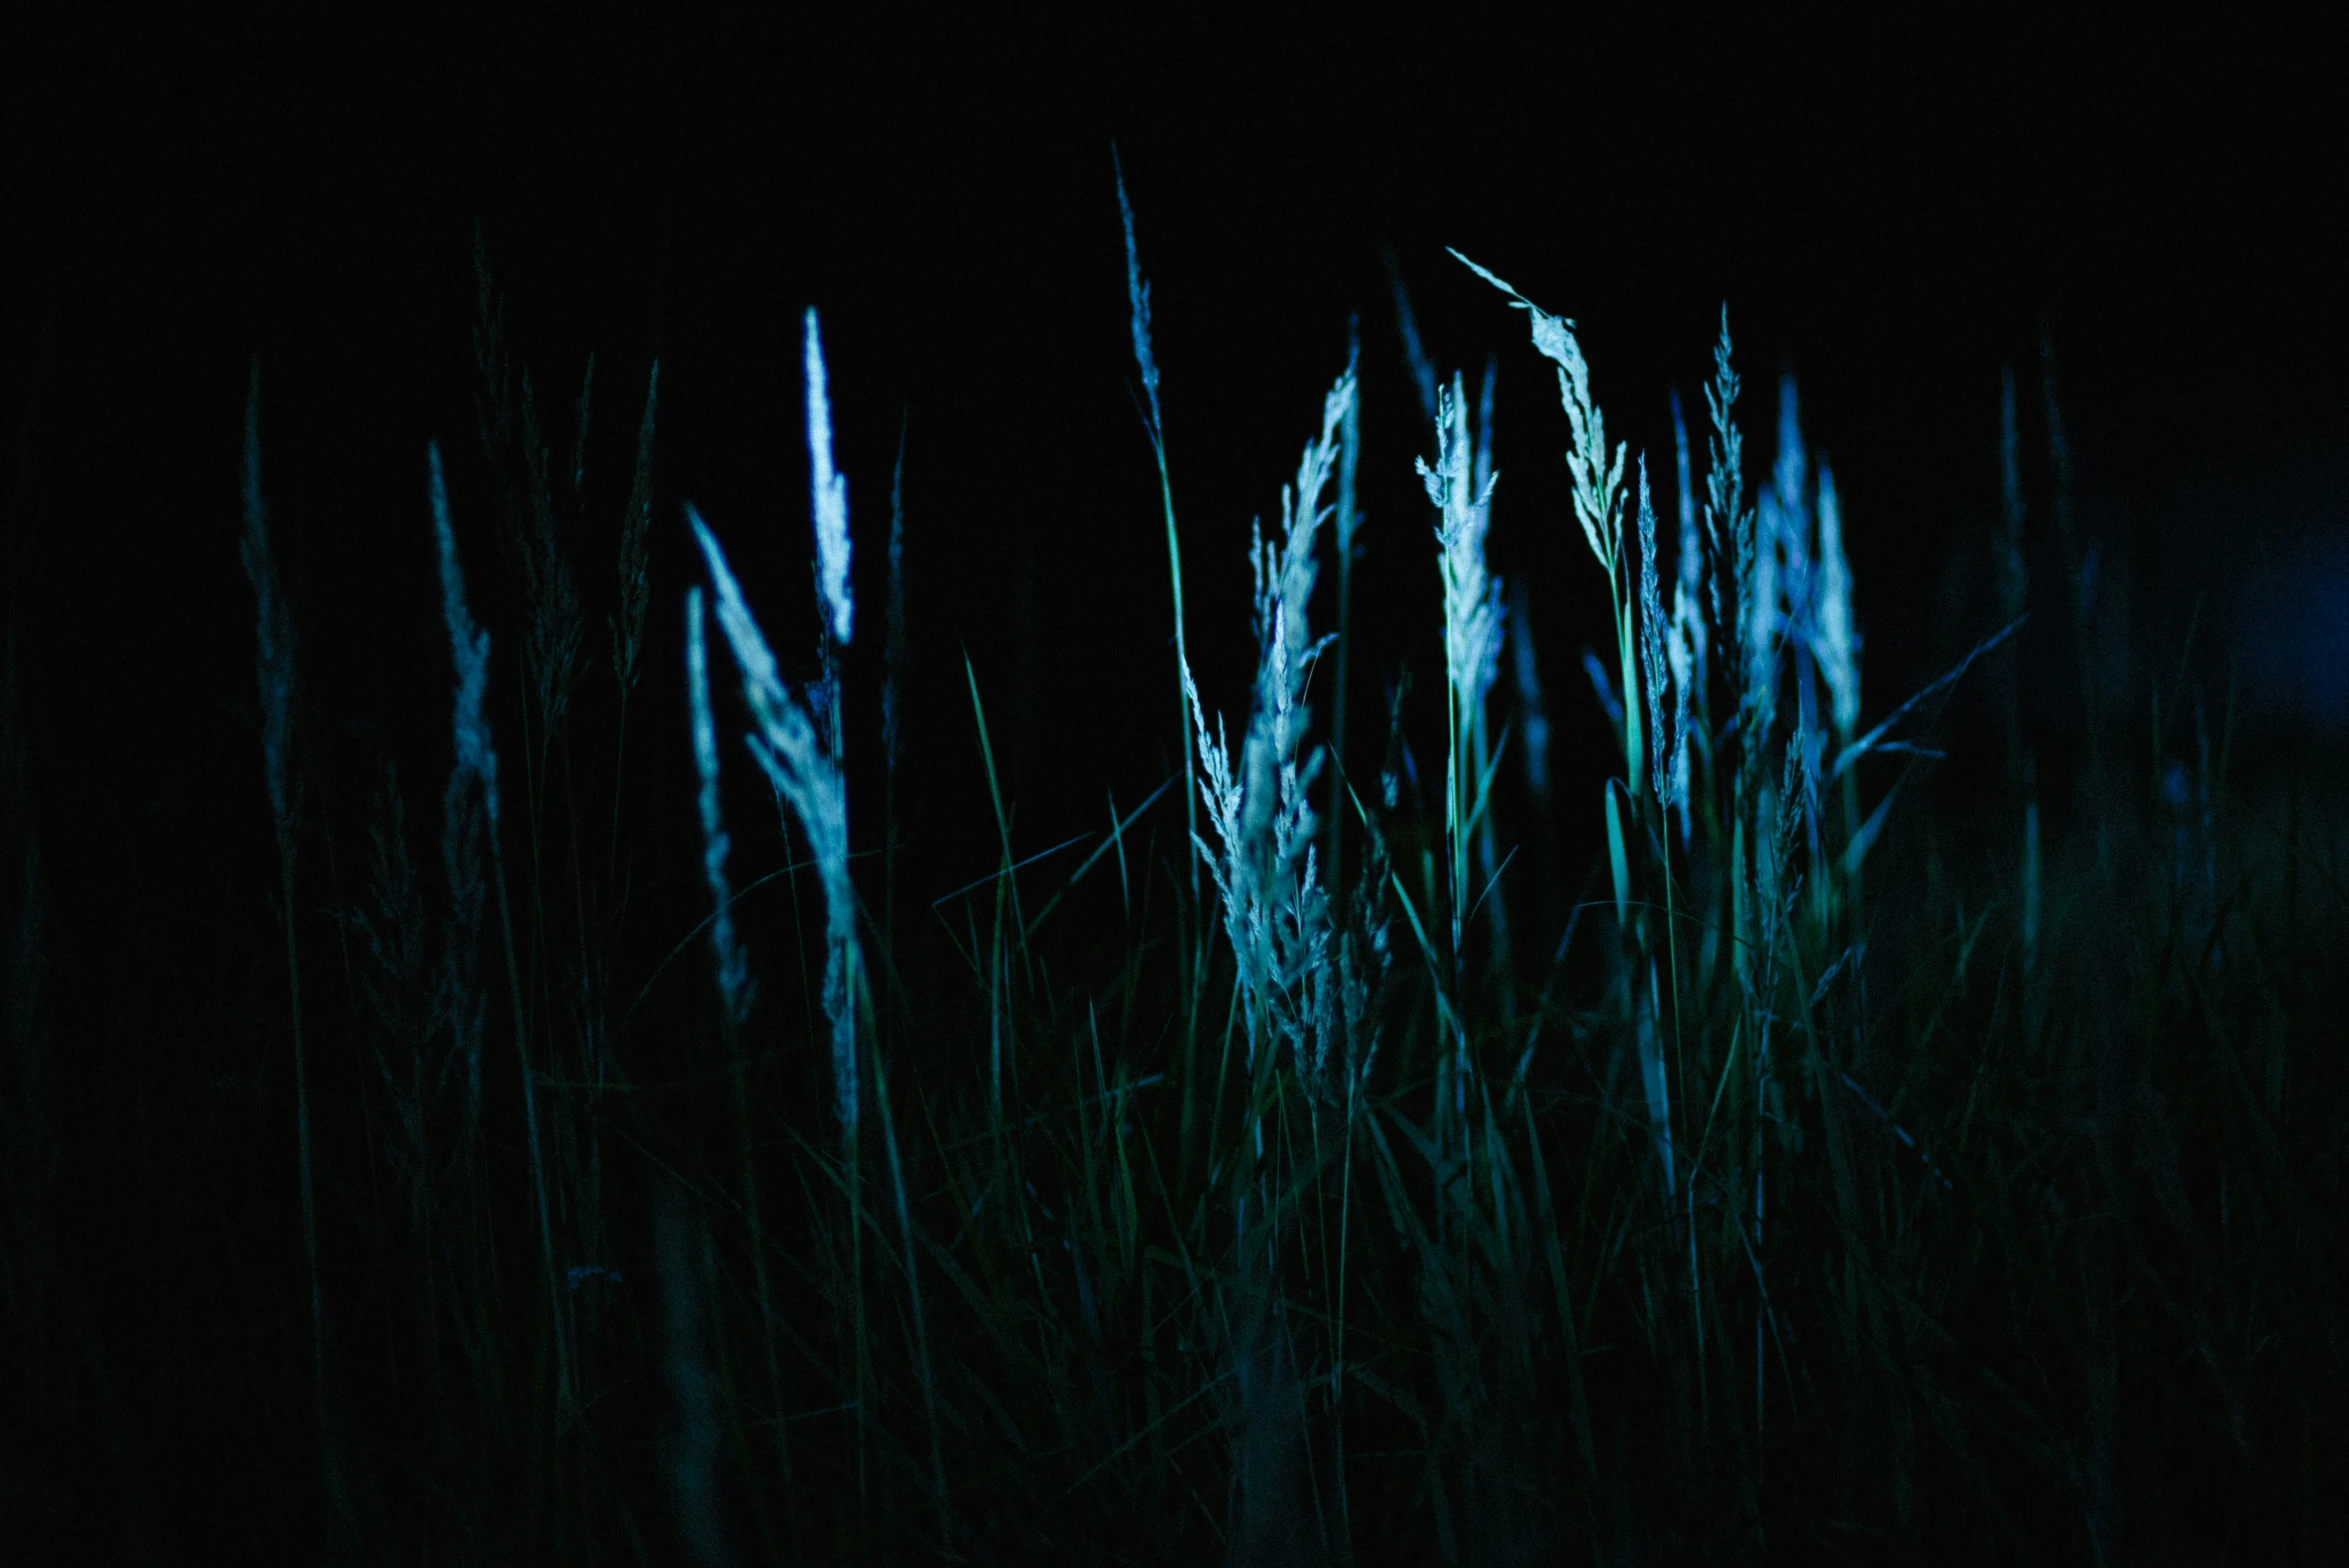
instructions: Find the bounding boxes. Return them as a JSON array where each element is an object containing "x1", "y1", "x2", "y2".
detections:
[{"x1": 5, "y1": 198, "x2": 2346, "y2": 1568}]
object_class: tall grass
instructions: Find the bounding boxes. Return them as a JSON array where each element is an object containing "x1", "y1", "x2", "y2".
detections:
[
  {"x1": 137, "y1": 204, "x2": 2349, "y2": 1566},
  {"x1": 237, "y1": 360, "x2": 325, "y2": 1455}
]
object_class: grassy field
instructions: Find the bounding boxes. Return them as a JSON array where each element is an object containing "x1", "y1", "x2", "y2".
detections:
[{"x1": 4, "y1": 203, "x2": 2345, "y2": 1565}]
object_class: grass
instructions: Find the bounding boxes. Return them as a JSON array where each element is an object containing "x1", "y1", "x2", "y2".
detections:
[{"x1": 5, "y1": 195, "x2": 2348, "y2": 1566}]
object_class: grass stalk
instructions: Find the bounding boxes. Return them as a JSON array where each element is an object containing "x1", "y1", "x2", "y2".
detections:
[
  {"x1": 428, "y1": 442, "x2": 574, "y2": 1439},
  {"x1": 156, "y1": 226, "x2": 2349, "y2": 1565},
  {"x1": 238, "y1": 364, "x2": 332, "y2": 1506}
]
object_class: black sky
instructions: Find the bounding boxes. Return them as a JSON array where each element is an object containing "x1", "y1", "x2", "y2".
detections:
[{"x1": 5, "y1": 17, "x2": 2343, "y2": 908}]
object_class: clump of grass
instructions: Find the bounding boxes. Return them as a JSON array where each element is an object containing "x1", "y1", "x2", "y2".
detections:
[
  {"x1": 1185, "y1": 364, "x2": 1355, "y2": 1101},
  {"x1": 152, "y1": 200, "x2": 2349, "y2": 1568}
]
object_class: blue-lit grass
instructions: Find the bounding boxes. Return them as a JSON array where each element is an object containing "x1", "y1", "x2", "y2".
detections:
[{"x1": 176, "y1": 221, "x2": 2349, "y2": 1567}]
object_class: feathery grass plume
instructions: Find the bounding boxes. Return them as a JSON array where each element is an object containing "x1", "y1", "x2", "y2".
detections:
[
  {"x1": 1719, "y1": 340, "x2": 1775, "y2": 793},
  {"x1": 690, "y1": 510, "x2": 857, "y2": 1130},
  {"x1": 1642, "y1": 456, "x2": 1694, "y2": 1059},
  {"x1": 1813, "y1": 461, "x2": 1859, "y2": 740},
  {"x1": 1420, "y1": 378, "x2": 1503, "y2": 723},
  {"x1": 1768, "y1": 375, "x2": 1827, "y2": 835},
  {"x1": 686, "y1": 588, "x2": 753, "y2": 1028},
  {"x1": 1187, "y1": 367, "x2": 1355, "y2": 1092},
  {"x1": 1247, "y1": 369, "x2": 1355, "y2": 817},
  {"x1": 433, "y1": 447, "x2": 500, "y2": 816},
  {"x1": 1668, "y1": 389, "x2": 1709, "y2": 828},
  {"x1": 1464, "y1": 351, "x2": 1518, "y2": 1009},
  {"x1": 1747, "y1": 473, "x2": 1781, "y2": 736},
  {"x1": 239, "y1": 363, "x2": 329, "y2": 1489},
  {"x1": 1701, "y1": 311, "x2": 1745, "y2": 648},
  {"x1": 1696, "y1": 312, "x2": 1777, "y2": 984},
  {"x1": 428, "y1": 440, "x2": 570, "y2": 1406},
  {"x1": 1808, "y1": 455, "x2": 1865, "y2": 927},
  {"x1": 1420, "y1": 378, "x2": 1503, "y2": 782},
  {"x1": 1664, "y1": 626, "x2": 1698, "y2": 838},
  {"x1": 1452, "y1": 250, "x2": 1638, "y2": 792},
  {"x1": 1185, "y1": 619, "x2": 1333, "y2": 1106},
  {"x1": 1416, "y1": 371, "x2": 1499, "y2": 1114},
  {"x1": 1770, "y1": 371, "x2": 1809, "y2": 632},
  {"x1": 1324, "y1": 317, "x2": 1362, "y2": 901},
  {"x1": 1453, "y1": 255, "x2": 1624, "y2": 577},
  {"x1": 806, "y1": 310, "x2": 852, "y2": 651},
  {"x1": 1113, "y1": 145, "x2": 1162, "y2": 452},
  {"x1": 1334, "y1": 319, "x2": 1363, "y2": 574},
  {"x1": 610, "y1": 361, "x2": 660, "y2": 694},
  {"x1": 1112, "y1": 148, "x2": 1200, "y2": 911},
  {"x1": 694, "y1": 504, "x2": 919, "y2": 1523},
  {"x1": 1670, "y1": 388, "x2": 1708, "y2": 699},
  {"x1": 801, "y1": 306, "x2": 860, "y2": 1118},
  {"x1": 1636, "y1": 457, "x2": 1685, "y2": 811},
  {"x1": 1747, "y1": 505, "x2": 1779, "y2": 698}
]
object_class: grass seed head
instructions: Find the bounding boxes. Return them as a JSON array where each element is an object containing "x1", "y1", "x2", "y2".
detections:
[
  {"x1": 686, "y1": 586, "x2": 754, "y2": 1030},
  {"x1": 1188, "y1": 367, "x2": 1357, "y2": 1087},
  {"x1": 428, "y1": 443, "x2": 500, "y2": 825},
  {"x1": 1453, "y1": 250, "x2": 1626, "y2": 579},
  {"x1": 1814, "y1": 460, "x2": 1859, "y2": 737},
  {"x1": 1112, "y1": 146, "x2": 1163, "y2": 449},
  {"x1": 1670, "y1": 386, "x2": 1710, "y2": 704},
  {"x1": 805, "y1": 310, "x2": 853, "y2": 648},
  {"x1": 691, "y1": 508, "x2": 858, "y2": 1128},
  {"x1": 1420, "y1": 377, "x2": 1502, "y2": 716},
  {"x1": 1637, "y1": 457, "x2": 1686, "y2": 810}
]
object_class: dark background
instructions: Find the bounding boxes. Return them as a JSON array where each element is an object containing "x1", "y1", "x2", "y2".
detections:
[
  {"x1": 7, "y1": 18, "x2": 2344, "y2": 900},
  {"x1": 3, "y1": 14, "x2": 2344, "y2": 1548}
]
